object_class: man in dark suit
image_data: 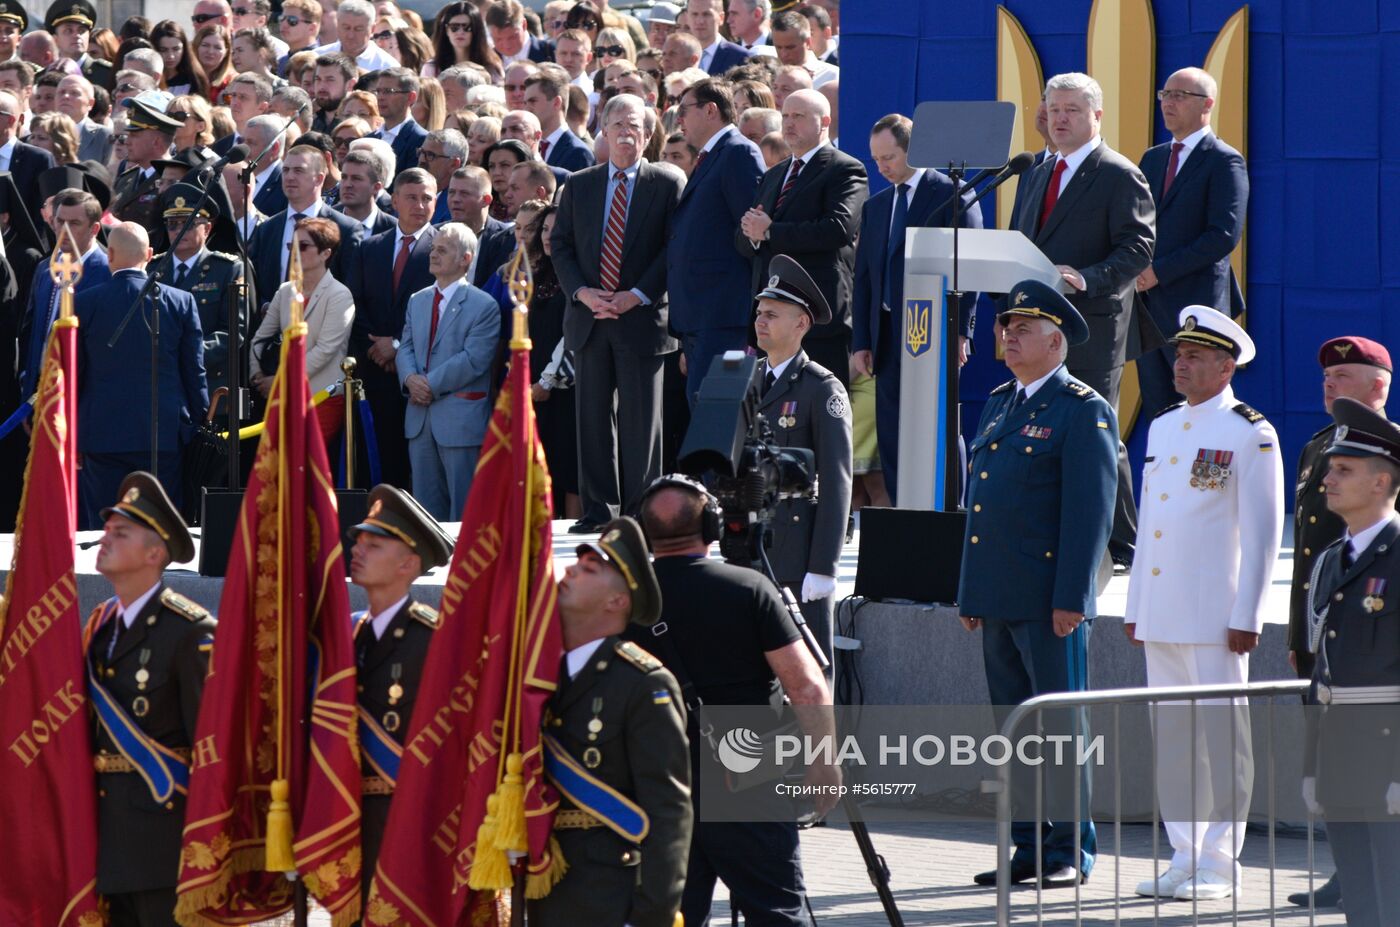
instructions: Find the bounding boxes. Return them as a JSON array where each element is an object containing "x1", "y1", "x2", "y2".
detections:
[
  {"x1": 0, "y1": 88, "x2": 55, "y2": 230},
  {"x1": 373, "y1": 68, "x2": 429, "y2": 177},
  {"x1": 335, "y1": 149, "x2": 397, "y2": 236},
  {"x1": 1136, "y1": 67, "x2": 1249, "y2": 422},
  {"x1": 851, "y1": 113, "x2": 981, "y2": 502},
  {"x1": 551, "y1": 94, "x2": 683, "y2": 532},
  {"x1": 523, "y1": 71, "x2": 593, "y2": 173},
  {"x1": 1012, "y1": 72, "x2": 1154, "y2": 567},
  {"x1": 686, "y1": 0, "x2": 752, "y2": 75},
  {"x1": 667, "y1": 78, "x2": 764, "y2": 401},
  {"x1": 344, "y1": 168, "x2": 440, "y2": 491},
  {"x1": 443, "y1": 164, "x2": 513, "y2": 286},
  {"x1": 738, "y1": 88, "x2": 866, "y2": 387},
  {"x1": 247, "y1": 143, "x2": 362, "y2": 309},
  {"x1": 75, "y1": 223, "x2": 208, "y2": 527},
  {"x1": 487, "y1": 0, "x2": 555, "y2": 65},
  {"x1": 243, "y1": 114, "x2": 290, "y2": 219}
]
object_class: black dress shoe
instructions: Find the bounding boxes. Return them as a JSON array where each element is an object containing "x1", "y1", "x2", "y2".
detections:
[
  {"x1": 567, "y1": 520, "x2": 602, "y2": 534},
  {"x1": 1288, "y1": 872, "x2": 1342, "y2": 908},
  {"x1": 1041, "y1": 866, "x2": 1087, "y2": 889},
  {"x1": 973, "y1": 860, "x2": 1038, "y2": 886}
]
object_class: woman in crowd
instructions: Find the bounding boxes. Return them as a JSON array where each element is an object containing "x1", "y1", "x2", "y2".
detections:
[
  {"x1": 733, "y1": 79, "x2": 775, "y2": 113},
  {"x1": 231, "y1": 27, "x2": 282, "y2": 84},
  {"x1": 90, "y1": 28, "x2": 121, "y2": 64},
  {"x1": 524, "y1": 204, "x2": 580, "y2": 518},
  {"x1": 287, "y1": 50, "x2": 319, "y2": 94},
  {"x1": 444, "y1": 107, "x2": 477, "y2": 137},
  {"x1": 331, "y1": 116, "x2": 374, "y2": 167},
  {"x1": 28, "y1": 112, "x2": 79, "y2": 166},
  {"x1": 413, "y1": 77, "x2": 446, "y2": 131},
  {"x1": 483, "y1": 139, "x2": 530, "y2": 222},
  {"x1": 194, "y1": 24, "x2": 236, "y2": 104},
  {"x1": 467, "y1": 116, "x2": 501, "y2": 166},
  {"x1": 337, "y1": 89, "x2": 383, "y2": 133},
  {"x1": 593, "y1": 27, "x2": 636, "y2": 74},
  {"x1": 372, "y1": 15, "x2": 410, "y2": 62},
  {"x1": 250, "y1": 218, "x2": 354, "y2": 449},
  {"x1": 563, "y1": 1, "x2": 603, "y2": 48},
  {"x1": 169, "y1": 95, "x2": 216, "y2": 150},
  {"x1": 424, "y1": 1, "x2": 501, "y2": 82},
  {"x1": 396, "y1": 27, "x2": 434, "y2": 73},
  {"x1": 151, "y1": 20, "x2": 209, "y2": 99}
]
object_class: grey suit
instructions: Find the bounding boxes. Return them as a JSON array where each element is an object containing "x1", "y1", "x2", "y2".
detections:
[
  {"x1": 551, "y1": 159, "x2": 683, "y2": 524},
  {"x1": 760, "y1": 350, "x2": 852, "y2": 676},
  {"x1": 78, "y1": 120, "x2": 114, "y2": 165}
]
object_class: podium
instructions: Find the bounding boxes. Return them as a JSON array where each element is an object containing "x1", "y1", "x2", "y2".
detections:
[{"x1": 897, "y1": 228, "x2": 1065, "y2": 511}]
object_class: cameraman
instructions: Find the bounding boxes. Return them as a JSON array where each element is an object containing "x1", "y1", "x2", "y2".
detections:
[
  {"x1": 754, "y1": 256, "x2": 854, "y2": 680},
  {"x1": 634, "y1": 474, "x2": 839, "y2": 927}
]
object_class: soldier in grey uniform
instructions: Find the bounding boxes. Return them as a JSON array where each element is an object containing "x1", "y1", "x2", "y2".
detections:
[
  {"x1": 1302, "y1": 397, "x2": 1400, "y2": 927},
  {"x1": 755, "y1": 254, "x2": 853, "y2": 679},
  {"x1": 156, "y1": 182, "x2": 255, "y2": 394},
  {"x1": 84, "y1": 471, "x2": 215, "y2": 926},
  {"x1": 530, "y1": 517, "x2": 693, "y2": 927},
  {"x1": 346, "y1": 484, "x2": 455, "y2": 904}
]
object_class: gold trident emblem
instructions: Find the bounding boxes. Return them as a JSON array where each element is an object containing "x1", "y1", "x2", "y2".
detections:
[
  {"x1": 905, "y1": 301, "x2": 930, "y2": 356},
  {"x1": 49, "y1": 224, "x2": 85, "y2": 321}
]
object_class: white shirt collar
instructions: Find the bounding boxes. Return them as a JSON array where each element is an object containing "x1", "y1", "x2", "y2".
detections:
[
  {"x1": 767, "y1": 354, "x2": 796, "y2": 381},
  {"x1": 565, "y1": 637, "x2": 607, "y2": 679},
  {"x1": 288, "y1": 198, "x2": 324, "y2": 220},
  {"x1": 742, "y1": 30, "x2": 769, "y2": 49},
  {"x1": 701, "y1": 123, "x2": 735, "y2": 153},
  {"x1": 1184, "y1": 383, "x2": 1235, "y2": 414},
  {"x1": 544, "y1": 124, "x2": 567, "y2": 149},
  {"x1": 1056, "y1": 134, "x2": 1101, "y2": 171},
  {"x1": 1018, "y1": 364, "x2": 1062, "y2": 400},
  {"x1": 788, "y1": 140, "x2": 828, "y2": 165},
  {"x1": 1171, "y1": 125, "x2": 1212, "y2": 163},
  {"x1": 894, "y1": 167, "x2": 924, "y2": 195},
  {"x1": 369, "y1": 594, "x2": 411, "y2": 639},
  {"x1": 394, "y1": 223, "x2": 425, "y2": 252},
  {"x1": 0, "y1": 137, "x2": 15, "y2": 165},
  {"x1": 1346, "y1": 514, "x2": 1395, "y2": 560},
  {"x1": 700, "y1": 39, "x2": 720, "y2": 63},
  {"x1": 177, "y1": 248, "x2": 206, "y2": 274},
  {"x1": 119, "y1": 581, "x2": 163, "y2": 628},
  {"x1": 435, "y1": 277, "x2": 463, "y2": 307},
  {"x1": 359, "y1": 203, "x2": 380, "y2": 231}
]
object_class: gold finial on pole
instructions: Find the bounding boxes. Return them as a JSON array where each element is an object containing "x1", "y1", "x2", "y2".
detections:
[
  {"x1": 341, "y1": 356, "x2": 357, "y2": 487},
  {"x1": 49, "y1": 224, "x2": 84, "y2": 322},
  {"x1": 505, "y1": 245, "x2": 533, "y2": 350},
  {"x1": 287, "y1": 223, "x2": 306, "y2": 328}
]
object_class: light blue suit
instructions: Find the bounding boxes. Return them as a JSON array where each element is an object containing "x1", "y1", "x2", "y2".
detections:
[{"x1": 396, "y1": 280, "x2": 500, "y2": 519}]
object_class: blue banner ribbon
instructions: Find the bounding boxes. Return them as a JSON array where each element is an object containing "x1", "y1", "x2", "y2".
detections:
[
  {"x1": 88, "y1": 668, "x2": 190, "y2": 803},
  {"x1": 543, "y1": 734, "x2": 649, "y2": 842},
  {"x1": 358, "y1": 710, "x2": 403, "y2": 784},
  {"x1": 358, "y1": 398, "x2": 381, "y2": 486},
  {"x1": 0, "y1": 401, "x2": 32, "y2": 440}
]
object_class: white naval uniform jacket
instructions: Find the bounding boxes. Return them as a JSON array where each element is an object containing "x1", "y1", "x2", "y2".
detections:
[{"x1": 1126, "y1": 385, "x2": 1284, "y2": 643}]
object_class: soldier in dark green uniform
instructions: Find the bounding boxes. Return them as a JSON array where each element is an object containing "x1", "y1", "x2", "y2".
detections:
[
  {"x1": 530, "y1": 517, "x2": 693, "y2": 927},
  {"x1": 346, "y1": 484, "x2": 455, "y2": 904},
  {"x1": 112, "y1": 95, "x2": 181, "y2": 236},
  {"x1": 157, "y1": 182, "x2": 255, "y2": 394},
  {"x1": 84, "y1": 471, "x2": 215, "y2": 926},
  {"x1": 44, "y1": 0, "x2": 113, "y2": 90}
]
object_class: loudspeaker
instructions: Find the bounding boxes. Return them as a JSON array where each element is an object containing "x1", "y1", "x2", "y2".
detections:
[
  {"x1": 198, "y1": 488, "x2": 370, "y2": 577},
  {"x1": 854, "y1": 507, "x2": 967, "y2": 604}
]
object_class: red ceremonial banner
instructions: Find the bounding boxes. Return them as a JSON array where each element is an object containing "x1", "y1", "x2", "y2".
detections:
[
  {"x1": 175, "y1": 318, "x2": 361, "y2": 927},
  {"x1": 0, "y1": 317, "x2": 104, "y2": 927},
  {"x1": 364, "y1": 342, "x2": 563, "y2": 927}
]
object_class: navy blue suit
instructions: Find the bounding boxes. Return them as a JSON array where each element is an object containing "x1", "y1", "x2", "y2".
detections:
[
  {"x1": 851, "y1": 170, "x2": 981, "y2": 500},
  {"x1": 343, "y1": 224, "x2": 437, "y2": 489},
  {"x1": 472, "y1": 217, "x2": 514, "y2": 287},
  {"x1": 19, "y1": 248, "x2": 111, "y2": 401},
  {"x1": 959, "y1": 366, "x2": 1117, "y2": 877},
  {"x1": 75, "y1": 269, "x2": 208, "y2": 527},
  {"x1": 1136, "y1": 132, "x2": 1248, "y2": 420},
  {"x1": 247, "y1": 204, "x2": 363, "y2": 311},
  {"x1": 544, "y1": 129, "x2": 594, "y2": 174},
  {"x1": 7, "y1": 142, "x2": 55, "y2": 234},
  {"x1": 705, "y1": 40, "x2": 752, "y2": 75},
  {"x1": 526, "y1": 34, "x2": 555, "y2": 63},
  {"x1": 252, "y1": 162, "x2": 288, "y2": 217},
  {"x1": 667, "y1": 127, "x2": 764, "y2": 399},
  {"x1": 382, "y1": 118, "x2": 429, "y2": 178}
]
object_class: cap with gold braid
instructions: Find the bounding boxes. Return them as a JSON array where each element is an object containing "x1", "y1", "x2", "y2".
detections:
[
  {"x1": 575, "y1": 517, "x2": 662, "y2": 626},
  {"x1": 43, "y1": 0, "x2": 95, "y2": 31},
  {"x1": 99, "y1": 471, "x2": 196, "y2": 563},
  {"x1": 1324, "y1": 397, "x2": 1400, "y2": 468},
  {"x1": 1170, "y1": 304, "x2": 1255, "y2": 364},
  {"x1": 349, "y1": 484, "x2": 455, "y2": 572},
  {"x1": 997, "y1": 278, "x2": 1089, "y2": 346},
  {"x1": 161, "y1": 181, "x2": 220, "y2": 221},
  {"x1": 0, "y1": 0, "x2": 30, "y2": 31}
]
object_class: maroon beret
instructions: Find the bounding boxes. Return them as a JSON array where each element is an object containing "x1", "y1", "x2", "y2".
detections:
[{"x1": 1319, "y1": 336, "x2": 1392, "y2": 372}]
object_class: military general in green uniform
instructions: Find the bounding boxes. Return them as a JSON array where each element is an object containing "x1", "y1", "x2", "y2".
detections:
[
  {"x1": 530, "y1": 517, "x2": 693, "y2": 927},
  {"x1": 85, "y1": 471, "x2": 215, "y2": 926}
]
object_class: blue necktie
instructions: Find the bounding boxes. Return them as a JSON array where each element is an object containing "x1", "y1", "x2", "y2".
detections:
[{"x1": 883, "y1": 182, "x2": 910, "y2": 310}]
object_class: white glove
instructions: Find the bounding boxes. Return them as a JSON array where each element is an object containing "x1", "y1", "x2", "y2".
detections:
[
  {"x1": 801, "y1": 573, "x2": 837, "y2": 602},
  {"x1": 1387, "y1": 783, "x2": 1400, "y2": 816},
  {"x1": 1302, "y1": 777, "x2": 1323, "y2": 816}
]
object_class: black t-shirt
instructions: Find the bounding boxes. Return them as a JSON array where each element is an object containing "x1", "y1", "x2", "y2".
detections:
[{"x1": 628, "y1": 555, "x2": 802, "y2": 707}]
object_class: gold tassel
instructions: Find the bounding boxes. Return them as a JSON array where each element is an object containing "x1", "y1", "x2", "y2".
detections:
[
  {"x1": 524, "y1": 835, "x2": 569, "y2": 899},
  {"x1": 264, "y1": 778, "x2": 296, "y2": 872},
  {"x1": 468, "y1": 794, "x2": 512, "y2": 890},
  {"x1": 492, "y1": 753, "x2": 527, "y2": 852}
]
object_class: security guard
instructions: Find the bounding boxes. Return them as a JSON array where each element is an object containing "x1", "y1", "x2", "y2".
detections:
[
  {"x1": 530, "y1": 517, "x2": 693, "y2": 927},
  {"x1": 754, "y1": 254, "x2": 853, "y2": 679},
  {"x1": 112, "y1": 94, "x2": 181, "y2": 235},
  {"x1": 84, "y1": 471, "x2": 215, "y2": 926},
  {"x1": 44, "y1": 0, "x2": 113, "y2": 90},
  {"x1": 959, "y1": 279, "x2": 1118, "y2": 889},
  {"x1": 157, "y1": 182, "x2": 254, "y2": 394},
  {"x1": 0, "y1": 1, "x2": 28, "y2": 55},
  {"x1": 347, "y1": 484, "x2": 455, "y2": 903},
  {"x1": 1302, "y1": 397, "x2": 1400, "y2": 927},
  {"x1": 1125, "y1": 305, "x2": 1283, "y2": 902}
]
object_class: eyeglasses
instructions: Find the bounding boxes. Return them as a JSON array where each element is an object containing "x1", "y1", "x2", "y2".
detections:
[
  {"x1": 282, "y1": 14, "x2": 303, "y2": 27},
  {"x1": 447, "y1": 21, "x2": 473, "y2": 33},
  {"x1": 191, "y1": 12, "x2": 222, "y2": 24},
  {"x1": 548, "y1": 18, "x2": 568, "y2": 29},
  {"x1": 372, "y1": 30, "x2": 394, "y2": 42},
  {"x1": 418, "y1": 149, "x2": 448, "y2": 163},
  {"x1": 231, "y1": 7, "x2": 253, "y2": 16},
  {"x1": 114, "y1": 134, "x2": 129, "y2": 144},
  {"x1": 115, "y1": 82, "x2": 140, "y2": 93},
  {"x1": 334, "y1": 136, "x2": 360, "y2": 149},
  {"x1": 375, "y1": 86, "x2": 409, "y2": 95},
  {"x1": 675, "y1": 100, "x2": 702, "y2": 114},
  {"x1": 642, "y1": 68, "x2": 664, "y2": 81},
  {"x1": 597, "y1": 45, "x2": 626, "y2": 57},
  {"x1": 1156, "y1": 88, "x2": 1209, "y2": 102},
  {"x1": 575, "y1": 18, "x2": 601, "y2": 29}
]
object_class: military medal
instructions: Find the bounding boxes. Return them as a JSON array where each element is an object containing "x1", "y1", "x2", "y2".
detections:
[
  {"x1": 388, "y1": 664, "x2": 403, "y2": 705},
  {"x1": 779, "y1": 401, "x2": 797, "y2": 429},
  {"x1": 587, "y1": 698, "x2": 604, "y2": 743},
  {"x1": 1364, "y1": 578, "x2": 1388, "y2": 613},
  {"x1": 382, "y1": 710, "x2": 401, "y2": 732},
  {"x1": 136, "y1": 649, "x2": 151, "y2": 691},
  {"x1": 132, "y1": 696, "x2": 150, "y2": 717},
  {"x1": 1190, "y1": 448, "x2": 1234, "y2": 490},
  {"x1": 1020, "y1": 425, "x2": 1052, "y2": 439},
  {"x1": 583, "y1": 747, "x2": 602, "y2": 768}
]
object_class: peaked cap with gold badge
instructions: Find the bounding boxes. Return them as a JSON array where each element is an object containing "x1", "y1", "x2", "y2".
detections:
[
  {"x1": 99, "y1": 471, "x2": 196, "y2": 563},
  {"x1": 575, "y1": 516, "x2": 662, "y2": 626},
  {"x1": 350, "y1": 484, "x2": 455, "y2": 572}
]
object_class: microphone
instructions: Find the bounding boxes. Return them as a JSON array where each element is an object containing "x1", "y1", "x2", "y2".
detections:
[
  {"x1": 199, "y1": 143, "x2": 251, "y2": 177},
  {"x1": 961, "y1": 151, "x2": 1037, "y2": 211}
]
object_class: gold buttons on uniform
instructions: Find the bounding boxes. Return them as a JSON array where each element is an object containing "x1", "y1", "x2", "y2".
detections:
[
  {"x1": 1328, "y1": 630, "x2": 1337, "y2": 639},
  {"x1": 990, "y1": 442, "x2": 998, "y2": 450},
  {"x1": 1025, "y1": 446, "x2": 1033, "y2": 454},
  {"x1": 1183, "y1": 422, "x2": 1191, "y2": 430},
  {"x1": 1152, "y1": 568, "x2": 1161, "y2": 576},
  {"x1": 1154, "y1": 530, "x2": 1162, "y2": 539},
  {"x1": 971, "y1": 536, "x2": 979, "y2": 544},
  {"x1": 1304, "y1": 548, "x2": 1311, "y2": 556},
  {"x1": 1160, "y1": 493, "x2": 1168, "y2": 501},
  {"x1": 1309, "y1": 516, "x2": 1318, "y2": 524},
  {"x1": 973, "y1": 504, "x2": 982, "y2": 512},
  {"x1": 1170, "y1": 456, "x2": 1178, "y2": 464},
  {"x1": 1045, "y1": 551, "x2": 1053, "y2": 559},
  {"x1": 980, "y1": 471, "x2": 988, "y2": 480},
  {"x1": 1303, "y1": 582, "x2": 1310, "y2": 590},
  {"x1": 1334, "y1": 592, "x2": 1344, "y2": 602}
]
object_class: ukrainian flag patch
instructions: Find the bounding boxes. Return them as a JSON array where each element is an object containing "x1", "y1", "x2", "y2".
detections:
[
  {"x1": 652, "y1": 690, "x2": 673, "y2": 705},
  {"x1": 1259, "y1": 442, "x2": 1274, "y2": 452},
  {"x1": 1096, "y1": 420, "x2": 1109, "y2": 429}
]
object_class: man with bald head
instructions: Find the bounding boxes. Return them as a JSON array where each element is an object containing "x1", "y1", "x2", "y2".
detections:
[
  {"x1": 1135, "y1": 66, "x2": 1249, "y2": 422},
  {"x1": 74, "y1": 221, "x2": 209, "y2": 527},
  {"x1": 738, "y1": 87, "x2": 866, "y2": 386}
]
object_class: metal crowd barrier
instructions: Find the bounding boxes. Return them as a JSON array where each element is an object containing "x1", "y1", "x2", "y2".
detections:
[{"x1": 989, "y1": 679, "x2": 1314, "y2": 927}]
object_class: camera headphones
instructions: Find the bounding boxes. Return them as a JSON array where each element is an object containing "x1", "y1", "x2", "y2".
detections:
[{"x1": 639, "y1": 473, "x2": 723, "y2": 546}]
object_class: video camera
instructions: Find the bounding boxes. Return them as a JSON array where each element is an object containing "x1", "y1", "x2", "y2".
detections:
[{"x1": 677, "y1": 351, "x2": 815, "y2": 565}]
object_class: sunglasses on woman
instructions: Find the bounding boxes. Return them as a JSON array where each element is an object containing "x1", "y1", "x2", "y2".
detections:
[
  {"x1": 447, "y1": 21, "x2": 473, "y2": 33},
  {"x1": 597, "y1": 44, "x2": 626, "y2": 57}
]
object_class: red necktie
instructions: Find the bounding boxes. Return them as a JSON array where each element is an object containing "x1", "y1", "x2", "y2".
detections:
[
  {"x1": 1038, "y1": 158, "x2": 1067, "y2": 232},
  {"x1": 775, "y1": 157, "x2": 804, "y2": 211},
  {"x1": 1161, "y1": 141, "x2": 1185, "y2": 198},
  {"x1": 540, "y1": 139, "x2": 550, "y2": 161},
  {"x1": 696, "y1": 150, "x2": 707, "y2": 168},
  {"x1": 392, "y1": 233, "x2": 416, "y2": 294},
  {"x1": 600, "y1": 171, "x2": 628, "y2": 292},
  {"x1": 425, "y1": 288, "x2": 443, "y2": 371}
]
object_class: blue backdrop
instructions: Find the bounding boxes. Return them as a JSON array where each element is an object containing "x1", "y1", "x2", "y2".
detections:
[{"x1": 842, "y1": 0, "x2": 1400, "y2": 483}]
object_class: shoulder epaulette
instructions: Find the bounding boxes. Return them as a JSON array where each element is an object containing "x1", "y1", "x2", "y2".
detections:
[
  {"x1": 161, "y1": 588, "x2": 211, "y2": 623},
  {"x1": 614, "y1": 640, "x2": 662, "y2": 672},
  {"x1": 408, "y1": 601, "x2": 439, "y2": 628},
  {"x1": 1155, "y1": 401, "x2": 1186, "y2": 419},
  {"x1": 1064, "y1": 381, "x2": 1095, "y2": 398},
  {"x1": 1232, "y1": 402, "x2": 1266, "y2": 424},
  {"x1": 989, "y1": 380, "x2": 1016, "y2": 396},
  {"x1": 207, "y1": 250, "x2": 240, "y2": 263},
  {"x1": 1311, "y1": 423, "x2": 1335, "y2": 441}
]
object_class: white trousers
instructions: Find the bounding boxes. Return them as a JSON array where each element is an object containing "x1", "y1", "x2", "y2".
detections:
[{"x1": 1144, "y1": 641, "x2": 1253, "y2": 880}]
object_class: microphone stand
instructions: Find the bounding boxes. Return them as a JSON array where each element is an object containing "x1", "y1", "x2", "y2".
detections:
[{"x1": 943, "y1": 160, "x2": 967, "y2": 510}]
